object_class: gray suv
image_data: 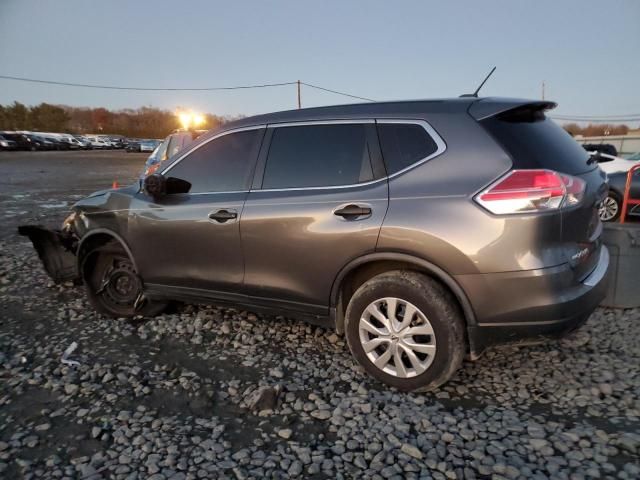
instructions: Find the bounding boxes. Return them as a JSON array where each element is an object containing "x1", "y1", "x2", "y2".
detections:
[{"x1": 20, "y1": 97, "x2": 610, "y2": 391}]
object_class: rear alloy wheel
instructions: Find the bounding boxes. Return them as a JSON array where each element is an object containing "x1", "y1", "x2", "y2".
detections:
[
  {"x1": 345, "y1": 271, "x2": 465, "y2": 391},
  {"x1": 358, "y1": 298, "x2": 437, "y2": 378},
  {"x1": 599, "y1": 193, "x2": 621, "y2": 222},
  {"x1": 84, "y1": 243, "x2": 166, "y2": 318}
]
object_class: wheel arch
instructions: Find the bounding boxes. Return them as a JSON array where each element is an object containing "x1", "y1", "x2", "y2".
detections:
[
  {"x1": 607, "y1": 185, "x2": 623, "y2": 199},
  {"x1": 330, "y1": 252, "x2": 477, "y2": 334},
  {"x1": 77, "y1": 228, "x2": 138, "y2": 273}
]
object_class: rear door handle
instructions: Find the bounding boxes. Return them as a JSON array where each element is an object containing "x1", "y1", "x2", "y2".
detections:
[
  {"x1": 208, "y1": 209, "x2": 238, "y2": 223},
  {"x1": 334, "y1": 204, "x2": 372, "y2": 219}
]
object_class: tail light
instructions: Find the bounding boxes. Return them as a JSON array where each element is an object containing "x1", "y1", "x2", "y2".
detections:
[{"x1": 475, "y1": 169, "x2": 586, "y2": 215}]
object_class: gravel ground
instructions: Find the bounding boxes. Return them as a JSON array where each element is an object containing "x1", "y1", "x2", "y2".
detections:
[{"x1": 1, "y1": 152, "x2": 639, "y2": 479}]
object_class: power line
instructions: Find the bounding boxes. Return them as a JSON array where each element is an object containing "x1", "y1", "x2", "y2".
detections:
[
  {"x1": 0, "y1": 74, "x2": 378, "y2": 107},
  {"x1": 0, "y1": 74, "x2": 297, "y2": 91},
  {"x1": 301, "y1": 82, "x2": 375, "y2": 102},
  {"x1": 10, "y1": 74, "x2": 634, "y2": 115},
  {"x1": 0, "y1": 74, "x2": 377, "y2": 103}
]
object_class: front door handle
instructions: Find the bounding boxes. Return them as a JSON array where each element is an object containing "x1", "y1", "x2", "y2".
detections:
[
  {"x1": 334, "y1": 204, "x2": 372, "y2": 219},
  {"x1": 208, "y1": 209, "x2": 237, "y2": 223}
]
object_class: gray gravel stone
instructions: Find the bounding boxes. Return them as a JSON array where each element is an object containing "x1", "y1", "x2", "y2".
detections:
[{"x1": 1, "y1": 228, "x2": 639, "y2": 479}]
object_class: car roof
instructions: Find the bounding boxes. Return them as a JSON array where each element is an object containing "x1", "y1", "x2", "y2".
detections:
[{"x1": 197, "y1": 96, "x2": 556, "y2": 142}]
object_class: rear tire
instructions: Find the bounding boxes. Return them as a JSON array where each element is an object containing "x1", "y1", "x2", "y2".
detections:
[
  {"x1": 83, "y1": 242, "x2": 167, "y2": 318},
  {"x1": 344, "y1": 271, "x2": 465, "y2": 392}
]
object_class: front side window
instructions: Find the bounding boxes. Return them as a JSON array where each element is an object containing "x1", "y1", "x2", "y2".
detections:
[
  {"x1": 377, "y1": 123, "x2": 439, "y2": 175},
  {"x1": 166, "y1": 129, "x2": 263, "y2": 193},
  {"x1": 262, "y1": 124, "x2": 374, "y2": 189}
]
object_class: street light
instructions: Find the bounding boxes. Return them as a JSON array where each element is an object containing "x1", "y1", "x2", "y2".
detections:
[
  {"x1": 193, "y1": 114, "x2": 204, "y2": 127},
  {"x1": 177, "y1": 111, "x2": 205, "y2": 130}
]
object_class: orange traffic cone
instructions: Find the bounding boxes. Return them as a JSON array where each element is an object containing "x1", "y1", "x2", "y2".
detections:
[{"x1": 112, "y1": 180, "x2": 119, "y2": 189}]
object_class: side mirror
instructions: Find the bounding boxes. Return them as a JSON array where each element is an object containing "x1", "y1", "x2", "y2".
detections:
[
  {"x1": 166, "y1": 177, "x2": 191, "y2": 195},
  {"x1": 143, "y1": 173, "x2": 167, "y2": 198},
  {"x1": 143, "y1": 173, "x2": 191, "y2": 199}
]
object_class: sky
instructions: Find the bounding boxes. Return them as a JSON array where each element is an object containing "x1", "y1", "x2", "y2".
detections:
[{"x1": 0, "y1": 0, "x2": 639, "y2": 120}]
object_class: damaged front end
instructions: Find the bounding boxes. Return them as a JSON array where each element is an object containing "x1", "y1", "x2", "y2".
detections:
[{"x1": 18, "y1": 212, "x2": 81, "y2": 283}]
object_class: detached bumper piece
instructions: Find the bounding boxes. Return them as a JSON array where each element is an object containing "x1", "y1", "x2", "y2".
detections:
[{"x1": 18, "y1": 225, "x2": 79, "y2": 283}]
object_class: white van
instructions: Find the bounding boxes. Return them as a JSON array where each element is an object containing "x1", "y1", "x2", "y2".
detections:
[{"x1": 84, "y1": 136, "x2": 111, "y2": 149}]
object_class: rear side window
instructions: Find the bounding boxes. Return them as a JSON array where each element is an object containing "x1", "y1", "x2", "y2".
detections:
[
  {"x1": 166, "y1": 129, "x2": 263, "y2": 193},
  {"x1": 377, "y1": 123, "x2": 439, "y2": 175},
  {"x1": 482, "y1": 110, "x2": 593, "y2": 175},
  {"x1": 262, "y1": 124, "x2": 374, "y2": 189}
]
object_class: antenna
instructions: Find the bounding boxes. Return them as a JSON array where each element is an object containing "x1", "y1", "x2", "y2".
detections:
[{"x1": 460, "y1": 66, "x2": 496, "y2": 98}]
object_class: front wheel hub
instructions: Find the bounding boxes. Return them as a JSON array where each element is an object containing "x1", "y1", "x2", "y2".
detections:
[{"x1": 101, "y1": 259, "x2": 142, "y2": 307}]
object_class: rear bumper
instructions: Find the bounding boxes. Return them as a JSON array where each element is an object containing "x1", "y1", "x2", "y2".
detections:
[{"x1": 458, "y1": 247, "x2": 610, "y2": 356}]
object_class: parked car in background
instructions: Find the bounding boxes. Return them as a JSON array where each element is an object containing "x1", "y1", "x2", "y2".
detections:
[
  {"x1": 20, "y1": 97, "x2": 610, "y2": 391},
  {"x1": 61, "y1": 136, "x2": 84, "y2": 150},
  {"x1": 96, "y1": 136, "x2": 114, "y2": 149},
  {"x1": 41, "y1": 135, "x2": 71, "y2": 150},
  {"x1": 1, "y1": 132, "x2": 51, "y2": 150},
  {"x1": 141, "y1": 130, "x2": 203, "y2": 177},
  {"x1": 592, "y1": 152, "x2": 638, "y2": 175},
  {"x1": 590, "y1": 151, "x2": 640, "y2": 221},
  {"x1": 126, "y1": 141, "x2": 141, "y2": 152},
  {"x1": 139, "y1": 140, "x2": 159, "y2": 153},
  {"x1": 0, "y1": 134, "x2": 17, "y2": 150},
  {"x1": 72, "y1": 136, "x2": 91, "y2": 149},
  {"x1": 73, "y1": 135, "x2": 93, "y2": 149},
  {"x1": 55, "y1": 134, "x2": 84, "y2": 149},
  {"x1": 26, "y1": 134, "x2": 56, "y2": 150},
  {"x1": 30, "y1": 133, "x2": 64, "y2": 150},
  {"x1": 603, "y1": 170, "x2": 640, "y2": 222},
  {"x1": 1, "y1": 133, "x2": 35, "y2": 150},
  {"x1": 111, "y1": 137, "x2": 127, "y2": 149},
  {"x1": 84, "y1": 136, "x2": 111, "y2": 149},
  {"x1": 582, "y1": 143, "x2": 618, "y2": 157},
  {"x1": 100, "y1": 136, "x2": 121, "y2": 149}
]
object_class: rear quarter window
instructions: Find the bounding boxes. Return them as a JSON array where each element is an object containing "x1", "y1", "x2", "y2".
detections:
[
  {"x1": 377, "y1": 123, "x2": 439, "y2": 175},
  {"x1": 481, "y1": 111, "x2": 593, "y2": 175}
]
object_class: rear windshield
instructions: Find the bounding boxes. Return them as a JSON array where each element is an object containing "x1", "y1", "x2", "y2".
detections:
[{"x1": 482, "y1": 110, "x2": 593, "y2": 175}]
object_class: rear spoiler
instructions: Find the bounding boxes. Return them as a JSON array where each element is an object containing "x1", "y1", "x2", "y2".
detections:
[{"x1": 468, "y1": 98, "x2": 557, "y2": 121}]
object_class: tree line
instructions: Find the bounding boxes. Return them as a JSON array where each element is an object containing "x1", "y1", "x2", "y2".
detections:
[
  {"x1": 0, "y1": 102, "x2": 236, "y2": 138},
  {"x1": 2, "y1": 101, "x2": 633, "y2": 139}
]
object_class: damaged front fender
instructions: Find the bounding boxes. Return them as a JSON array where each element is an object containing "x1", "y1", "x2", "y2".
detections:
[{"x1": 18, "y1": 225, "x2": 80, "y2": 283}]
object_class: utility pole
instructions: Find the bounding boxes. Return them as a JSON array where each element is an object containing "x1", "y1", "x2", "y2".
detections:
[
  {"x1": 297, "y1": 80, "x2": 301, "y2": 109},
  {"x1": 542, "y1": 81, "x2": 545, "y2": 101}
]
